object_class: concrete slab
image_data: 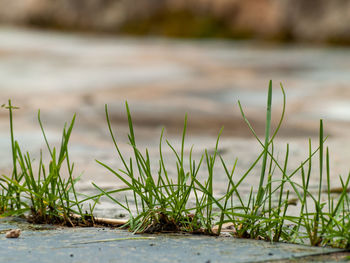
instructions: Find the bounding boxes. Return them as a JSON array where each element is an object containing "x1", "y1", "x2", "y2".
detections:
[{"x1": 0, "y1": 218, "x2": 344, "y2": 263}]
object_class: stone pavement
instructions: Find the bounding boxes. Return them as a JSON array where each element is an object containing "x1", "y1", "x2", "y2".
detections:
[
  {"x1": 0, "y1": 218, "x2": 347, "y2": 263},
  {"x1": 1, "y1": 26, "x2": 350, "y2": 261}
]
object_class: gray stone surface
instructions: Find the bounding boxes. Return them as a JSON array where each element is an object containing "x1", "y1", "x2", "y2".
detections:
[{"x1": 0, "y1": 218, "x2": 344, "y2": 263}]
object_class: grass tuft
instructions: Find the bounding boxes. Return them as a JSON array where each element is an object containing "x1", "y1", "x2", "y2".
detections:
[
  {"x1": 94, "y1": 103, "x2": 222, "y2": 234},
  {"x1": 0, "y1": 100, "x2": 94, "y2": 226},
  {"x1": 95, "y1": 81, "x2": 350, "y2": 248}
]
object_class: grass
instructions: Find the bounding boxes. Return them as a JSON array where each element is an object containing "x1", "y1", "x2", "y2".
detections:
[
  {"x1": 94, "y1": 104, "x2": 222, "y2": 234},
  {"x1": 1, "y1": 81, "x2": 350, "y2": 248},
  {"x1": 0, "y1": 101, "x2": 95, "y2": 226},
  {"x1": 94, "y1": 80, "x2": 350, "y2": 248}
]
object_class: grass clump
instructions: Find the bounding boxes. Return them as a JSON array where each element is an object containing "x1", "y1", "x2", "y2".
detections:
[
  {"x1": 95, "y1": 81, "x2": 350, "y2": 249},
  {"x1": 0, "y1": 101, "x2": 92, "y2": 226},
  {"x1": 94, "y1": 103, "x2": 222, "y2": 234},
  {"x1": 222, "y1": 82, "x2": 350, "y2": 248},
  {"x1": 215, "y1": 81, "x2": 350, "y2": 248}
]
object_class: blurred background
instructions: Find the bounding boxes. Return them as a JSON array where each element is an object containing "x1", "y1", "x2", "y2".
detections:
[
  {"x1": 1, "y1": 0, "x2": 350, "y2": 216},
  {"x1": 2, "y1": 0, "x2": 350, "y2": 43}
]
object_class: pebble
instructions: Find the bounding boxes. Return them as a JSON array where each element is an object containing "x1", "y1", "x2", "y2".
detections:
[{"x1": 5, "y1": 229, "x2": 21, "y2": 238}]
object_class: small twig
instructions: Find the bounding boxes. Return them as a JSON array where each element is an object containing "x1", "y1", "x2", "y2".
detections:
[{"x1": 71, "y1": 214, "x2": 128, "y2": 226}]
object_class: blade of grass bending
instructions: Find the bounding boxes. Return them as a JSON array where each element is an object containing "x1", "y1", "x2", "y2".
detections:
[
  {"x1": 277, "y1": 144, "x2": 289, "y2": 219},
  {"x1": 127, "y1": 146, "x2": 161, "y2": 206},
  {"x1": 325, "y1": 172, "x2": 350, "y2": 230},
  {"x1": 57, "y1": 115, "x2": 76, "y2": 166},
  {"x1": 38, "y1": 110, "x2": 53, "y2": 157},
  {"x1": 77, "y1": 189, "x2": 127, "y2": 205},
  {"x1": 237, "y1": 83, "x2": 315, "y2": 194},
  {"x1": 2, "y1": 175, "x2": 47, "y2": 202},
  {"x1": 238, "y1": 108, "x2": 326, "y2": 205},
  {"x1": 179, "y1": 115, "x2": 188, "y2": 198},
  {"x1": 217, "y1": 157, "x2": 237, "y2": 234},
  {"x1": 104, "y1": 104, "x2": 131, "y2": 175},
  {"x1": 220, "y1": 156, "x2": 244, "y2": 211},
  {"x1": 192, "y1": 177, "x2": 225, "y2": 213},
  {"x1": 6, "y1": 101, "x2": 17, "y2": 177},
  {"x1": 224, "y1": 149, "x2": 264, "y2": 203},
  {"x1": 204, "y1": 127, "x2": 223, "y2": 226},
  {"x1": 159, "y1": 129, "x2": 176, "y2": 202},
  {"x1": 180, "y1": 114, "x2": 187, "y2": 166},
  {"x1": 24, "y1": 153, "x2": 38, "y2": 204},
  {"x1": 267, "y1": 141, "x2": 275, "y2": 219},
  {"x1": 326, "y1": 147, "x2": 331, "y2": 215},
  {"x1": 237, "y1": 82, "x2": 287, "y2": 210},
  {"x1": 256, "y1": 80, "x2": 272, "y2": 207},
  {"x1": 125, "y1": 101, "x2": 135, "y2": 144},
  {"x1": 125, "y1": 102, "x2": 146, "y2": 186},
  {"x1": 318, "y1": 119, "x2": 324, "y2": 205},
  {"x1": 238, "y1": 83, "x2": 286, "y2": 151},
  {"x1": 66, "y1": 148, "x2": 84, "y2": 218},
  {"x1": 95, "y1": 160, "x2": 147, "y2": 201},
  {"x1": 175, "y1": 146, "x2": 201, "y2": 220},
  {"x1": 92, "y1": 182, "x2": 130, "y2": 211},
  {"x1": 7, "y1": 100, "x2": 21, "y2": 209},
  {"x1": 275, "y1": 190, "x2": 290, "y2": 242},
  {"x1": 312, "y1": 120, "x2": 324, "y2": 243}
]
